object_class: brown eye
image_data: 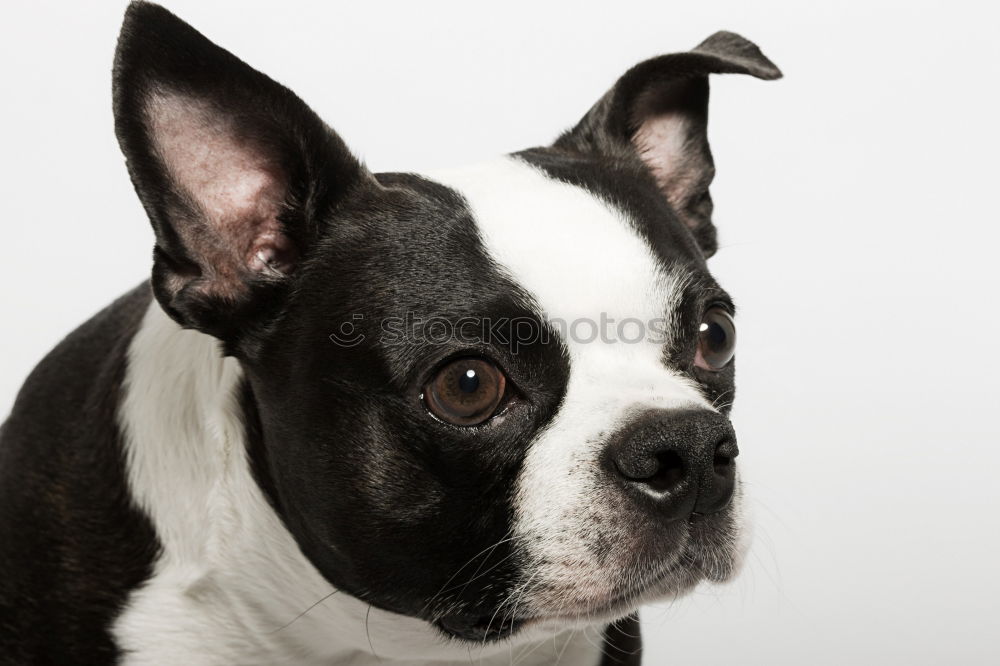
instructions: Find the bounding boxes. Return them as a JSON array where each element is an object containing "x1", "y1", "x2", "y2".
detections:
[
  {"x1": 695, "y1": 308, "x2": 736, "y2": 370},
  {"x1": 424, "y1": 357, "x2": 507, "y2": 426}
]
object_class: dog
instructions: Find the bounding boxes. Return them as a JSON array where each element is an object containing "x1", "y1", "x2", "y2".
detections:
[{"x1": 0, "y1": 3, "x2": 780, "y2": 664}]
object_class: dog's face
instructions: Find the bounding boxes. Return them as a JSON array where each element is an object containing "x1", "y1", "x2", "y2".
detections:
[{"x1": 113, "y1": 4, "x2": 779, "y2": 643}]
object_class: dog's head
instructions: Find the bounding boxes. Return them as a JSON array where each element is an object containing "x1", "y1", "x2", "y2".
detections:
[{"x1": 113, "y1": 2, "x2": 780, "y2": 643}]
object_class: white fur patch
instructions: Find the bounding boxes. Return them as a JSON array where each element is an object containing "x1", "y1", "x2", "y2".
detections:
[
  {"x1": 113, "y1": 301, "x2": 600, "y2": 665},
  {"x1": 426, "y1": 157, "x2": 728, "y2": 616}
]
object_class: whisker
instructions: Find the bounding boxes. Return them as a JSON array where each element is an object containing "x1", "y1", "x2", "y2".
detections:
[
  {"x1": 553, "y1": 629, "x2": 576, "y2": 665},
  {"x1": 420, "y1": 530, "x2": 516, "y2": 618},
  {"x1": 365, "y1": 604, "x2": 381, "y2": 662},
  {"x1": 450, "y1": 541, "x2": 520, "y2": 598},
  {"x1": 480, "y1": 567, "x2": 541, "y2": 652},
  {"x1": 269, "y1": 588, "x2": 340, "y2": 634}
]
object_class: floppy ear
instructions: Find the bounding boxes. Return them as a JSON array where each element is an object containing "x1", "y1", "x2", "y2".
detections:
[
  {"x1": 555, "y1": 31, "x2": 781, "y2": 257},
  {"x1": 113, "y1": 2, "x2": 369, "y2": 340}
]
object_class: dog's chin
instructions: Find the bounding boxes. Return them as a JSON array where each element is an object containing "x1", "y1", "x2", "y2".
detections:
[
  {"x1": 433, "y1": 564, "x2": 697, "y2": 644},
  {"x1": 434, "y1": 521, "x2": 745, "y2": 644}
]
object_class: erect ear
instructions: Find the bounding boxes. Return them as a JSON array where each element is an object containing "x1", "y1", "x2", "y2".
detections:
[
  {"x1": 554, "y1": 32, "x2": 781, "y2": 258},
  {"x1": 113, "y1": 2, "x2": 369, "y2": 340}
]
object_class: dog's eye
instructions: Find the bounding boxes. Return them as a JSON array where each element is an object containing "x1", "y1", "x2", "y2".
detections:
[
  {"x1": 695, "y1": 307, "x2": 736, "y2": 370},
  {"x1": 424, "y1": 357, "x2": 507, "y2": 426}
]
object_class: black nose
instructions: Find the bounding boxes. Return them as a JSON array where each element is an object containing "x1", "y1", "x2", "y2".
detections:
[{"x1": 605, "y1": 409, "x2": 738, "y2": 522}]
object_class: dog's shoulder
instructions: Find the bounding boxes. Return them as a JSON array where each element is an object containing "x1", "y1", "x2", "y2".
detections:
[{"x1": 0, "y1": 282, "x2": 159, "y2": 664}]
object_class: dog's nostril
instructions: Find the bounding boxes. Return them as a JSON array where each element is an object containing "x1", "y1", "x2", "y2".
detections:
[
  {"x1": 624, "y1": 450, "x2": 685, "y2": 493},
  {"x1": 651, "y1": 451, "x2": 685, "y2": 492},
  {"x1": 691, "y1": 437, "x2": 739, "y2": 516},
  {"x1": 713, "y1": 438, "x2": 738, "y2": 472}
]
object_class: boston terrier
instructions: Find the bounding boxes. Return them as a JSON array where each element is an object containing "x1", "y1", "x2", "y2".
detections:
[{"x1": 0, "y1": 3, "x2": 780, "y2": 664}]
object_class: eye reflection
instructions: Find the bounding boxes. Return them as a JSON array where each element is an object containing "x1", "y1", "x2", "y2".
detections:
[{"x1": 458, "y1": 369, "x2": 480, "y2": 393}]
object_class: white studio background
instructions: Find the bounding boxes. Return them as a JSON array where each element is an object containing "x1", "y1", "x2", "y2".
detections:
[{"x1": 2, "y1": 1, "x2": 998, "y2": 664}]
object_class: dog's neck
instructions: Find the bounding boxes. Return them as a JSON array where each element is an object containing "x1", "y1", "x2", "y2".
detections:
[{"x1": 111, "y1": 302, "x2": 601, "y2": 665}]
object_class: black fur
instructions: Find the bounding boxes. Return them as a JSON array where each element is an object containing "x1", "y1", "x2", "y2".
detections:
[
  {"x1": 0, "y1": 284, "x2": 158, "y2": 664},
  {"x1": 600, "y1": 614, "x2": 643, "y2": 665},
  {"x1": 553, "y1": 31, "x2": 781, "y2": 257}
]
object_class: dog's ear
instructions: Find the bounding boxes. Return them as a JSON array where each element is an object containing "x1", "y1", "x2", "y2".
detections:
[
  {"x1": 555, "y1": 32, "x2": 781, "y2": 257},
  {"x1": 113, "y1": 2, "x2": 369, "y2": 340}
]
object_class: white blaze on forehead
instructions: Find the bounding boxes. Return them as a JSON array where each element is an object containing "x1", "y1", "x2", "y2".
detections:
[
  {"x1": 425, "y1": 157, "x2": 712, "y2": 610},
  {"x1": 427, "y1": 156, "x2": 672, "y2": 328}
]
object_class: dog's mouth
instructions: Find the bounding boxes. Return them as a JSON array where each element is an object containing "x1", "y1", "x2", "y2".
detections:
[
  {"x1": 433, "y1": 559, "x2": 688, "y2": 643},
  {"x1": 434, "y1": 591, "x2": 648, "y2": 643},
  {"x1": 435, "y1": 614, "x2": 530, "y2": 642},
  {"x1": 433, "y1": 526, "x2": 740, "y2": 644}
]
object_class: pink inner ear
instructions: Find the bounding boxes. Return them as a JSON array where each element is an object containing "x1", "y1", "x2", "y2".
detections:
[
  {"x1": 147, "y1": 92, "x2": 294, "y2": 283},
  {"x1": 632, "y1": 111, "x2": 703, "y2": 212}
]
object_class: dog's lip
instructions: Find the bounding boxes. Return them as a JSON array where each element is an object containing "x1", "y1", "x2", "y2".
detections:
[
  {"x1": 532, "y1": 560, "x2": 687, "y2": 627},
  {"x1": 434, "y1": 558, "x2": 689, "y2": 642},
  {"x1": 435, "y1": 613, "x2": 530, "y2": 642}
]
